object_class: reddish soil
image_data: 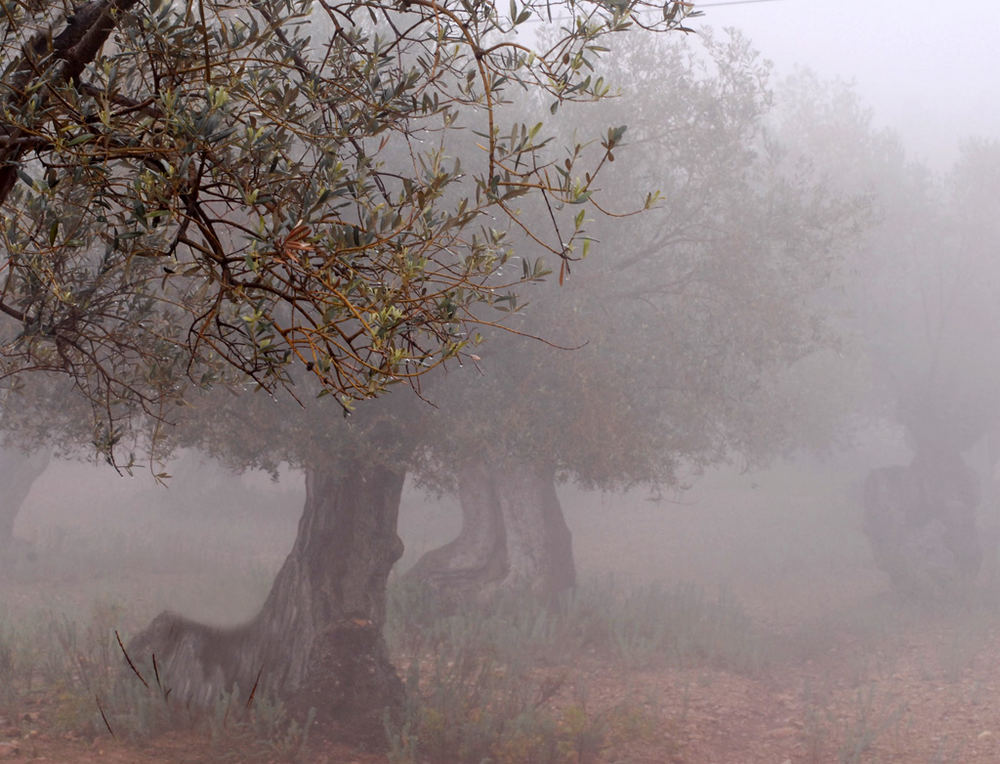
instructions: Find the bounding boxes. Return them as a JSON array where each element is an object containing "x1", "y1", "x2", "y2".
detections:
[
  {"x1": 6, "y1": 461, "x2": 997, "y2": 762},
  {"x1": 4, "y1": 599, "x2": 1000, "y2": 763}
]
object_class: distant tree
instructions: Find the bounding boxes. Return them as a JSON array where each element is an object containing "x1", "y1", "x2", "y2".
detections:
[
  {"x1": 1, "y1": 0, "x2": 702, "y2": 740},
  {"x1": 0, "y1": 443, "x2": 48, "y2": 554},
  {"x1": 406, "y1": 30, "x2": 871, "y2": 599},
  {"x1": 0, "y1": 377, "x2": 100, "y2": 556},
  {"x1": 856, "y1": 138, "x2": 1000, "y2": 597},
  {"x1": 714, "y1": 70, "x2": 1000, "y2": 597}
]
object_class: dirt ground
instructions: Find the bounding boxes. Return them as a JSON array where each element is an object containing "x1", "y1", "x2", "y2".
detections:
[
  {"x1": 5, "y1": 595, "x2": 1000, "y2": 762},
  {"x1": 4, "y1": 456, "x2": 1000, "y2": 762}
]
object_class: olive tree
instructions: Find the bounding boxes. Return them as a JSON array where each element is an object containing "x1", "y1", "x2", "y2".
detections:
[
  {"x1": 406, "y1": 30, "x2": 871, "y2": 599},
  {"x1": 858, "y1": 139, "x2": 1000, "y2": 597},
  {"x1": 1, "y1": 0, "x2": 701, "y2": 740},
  {"x1": 0, "y1": 0, "x2": 697, "y2": 438},
  {"x1": 770, "y1": 74, "x2": 1000, "y2": 597},
  {"x1": 0, "y1": 444, "x2": 47, "y2": 552}
]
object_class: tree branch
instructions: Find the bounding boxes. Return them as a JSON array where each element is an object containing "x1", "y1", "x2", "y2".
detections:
[{"x1": 0, "y1": 0, "x2": 141, "y2": 205}]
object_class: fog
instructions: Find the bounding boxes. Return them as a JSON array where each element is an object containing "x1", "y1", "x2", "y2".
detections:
[
  {"x1": 7, "y1": 444, "x2": 900, "y2": 631},
  {"x1": 703, "y1": 0, "x2": 1000, "y2": 169},
  {"x1": 5, "y1": 2, "x2": 1000, "y2": 761}
]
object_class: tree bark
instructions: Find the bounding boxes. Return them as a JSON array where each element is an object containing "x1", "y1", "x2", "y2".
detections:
[
  {"x1": 127, "y1": 460, "x2": 406, "y2": 744},
  {"x1": 0, "y1": 447, "x2": 49, "y2": 551},
  {"x1": 408, "y1": 455, "x2": 575, "y2": 600},
  {"x1": 863, "y1": 453, "x2": 982, "y2": 599}
]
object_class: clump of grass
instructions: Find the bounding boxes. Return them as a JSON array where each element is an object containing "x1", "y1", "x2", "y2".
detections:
[
  {"x1": 384, "y1": 576, "x2": 767, "y2": 761},
  {"x1": 92, "y1": 650, "x2": 315, "y2": 762},
  {"x1": 835, "y1": 687, "x2": 908, "y2": 764},
  {"x1": 562, "y1": 579, "x2": 772, "y2": 674},
  {"x1": 204, "y1": 688, "x2": 315, "y2": 763},
  {"x1": 386, "y1": 660, "x2": 646, "y2": 764},
  {"x1": 800, "y1": 681, "x2": 909, "y2": 764},
  {"x1": 387, "y1": 576, "x2": 773, "y2": 675},
  {"x1": 0, "y1": 621, "x2": 15, "y2": 709},
  {"x1": 0, "y1": 599, "x2": 315, "y2": 761},
  {"x1": 0, "y1": 601, "x2": 130, "y2": 730}
]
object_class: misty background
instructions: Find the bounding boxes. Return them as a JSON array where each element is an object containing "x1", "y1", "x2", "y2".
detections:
[
  {"x1": 5, "y1": 1, "x2": 1000, "y2": 760},
  {"x1": 10, "y1": 0, "x2": 995, "y2": 615},
  {"x1": 708, "y1": 0, "x2": 1000, "y2": 169}
]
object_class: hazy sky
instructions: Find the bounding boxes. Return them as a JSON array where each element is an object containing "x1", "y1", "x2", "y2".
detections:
[{"x1": 694, "y1": 0, "x2": 1000, "y2": 168}]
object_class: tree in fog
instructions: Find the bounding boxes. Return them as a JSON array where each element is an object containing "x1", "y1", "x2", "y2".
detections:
[
  {"x1": 0, "y1": 0, "x2": 695, "y2": 441},
  {"x1": 407, "y1": 31, "x2": 870, "y2": 599},
  {"x1": 0, "y1": 444, "x2": 47, "y2": 552},
  {"x1": 730, "y1": 72, "x2": 989, "y2": 597},
  {"x1": 1, "y1": 0, "x2": 704, "y2": 739},
  {"x1": 0, "y1": 378, "x2": 105, "y2": 555},
  {"x1": 770, "y1": 74, "x2": 1000, "y2": 596},
  {"x1": 856, "y1": 139, "x2": 1000, "y2": 597}
]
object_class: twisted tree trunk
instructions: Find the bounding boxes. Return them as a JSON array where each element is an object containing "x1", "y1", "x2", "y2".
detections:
[
  {"x1": 128, "y1": 460, "x2": 406, "y2": 743},
  {"x1": 408, "y1": 455, "x2": 575, "y2": 599},
  {"x1": 863, "y1": 452, "x2": 982, "y2": 599},
  {"x1": 0, "y1": 447, "x2": 49, "y2": 552}
]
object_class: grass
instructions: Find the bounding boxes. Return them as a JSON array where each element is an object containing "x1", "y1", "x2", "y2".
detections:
[
  {"x1": 800, "y1": 681, "x2": 910, "y2": 764},
  {"x1": 0, "y1": 587, "x2": 317, "y2": 761},
  {"x1": 384, "y1": 653, "x2": 663, "y2": 764},
  {"x1": 386, "y1": 576, "x2": 773, "y2": 676},
  {"x1": 382, "y1": 576, "x2": 768, "y2": 762},
  {"x1": 0, "y1": 573, "x2": 760, "y2": 762},
  {"x1": 7, "y1": 457, "x2": 1000, "y2": 760}
]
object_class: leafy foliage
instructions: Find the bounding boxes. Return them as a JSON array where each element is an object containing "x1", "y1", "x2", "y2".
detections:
[
  {"x1": 415, "y1": 30, "x2": 870, "y2": 491},
  {"x1": 0, "y1": 0, "x2": 697, "y2": 449}
]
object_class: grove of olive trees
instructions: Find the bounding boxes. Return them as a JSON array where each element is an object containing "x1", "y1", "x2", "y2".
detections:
[{"x1": 1, "y1": 0, "x2": 703, "y2": 739}]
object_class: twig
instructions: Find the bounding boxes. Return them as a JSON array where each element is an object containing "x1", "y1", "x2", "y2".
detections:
[
  {"x1": 115, "y1": 630, "x2": 149, "y2": 689},
  {"x1": 246, "y1": 666, "x2": 263, "y2": 710},
  {"x1": 95, "y1": 695, "x2": 115, "y2": 737}
]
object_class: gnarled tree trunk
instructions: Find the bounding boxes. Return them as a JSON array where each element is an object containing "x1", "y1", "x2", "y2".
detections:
[
  {"x1": 864, "y1": 452, "x2": 982, "y2": 599},
  {"x1": 128, "y1": 460, "x2": 405, "y2": 743},
  {"x1": 408, "y1": 454, "x2": 574, "y2": 599},
  {"x1": 0, "y1": 447, "x2": 49, "y2": 552}
]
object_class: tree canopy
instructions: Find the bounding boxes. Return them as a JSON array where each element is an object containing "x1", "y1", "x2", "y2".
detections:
[
  {"x1": 0, "y1": 0, "x2": 698, "y2": 453},
  {"x1": 412, "y1": 29, "x2": 871, "y2": 492}
]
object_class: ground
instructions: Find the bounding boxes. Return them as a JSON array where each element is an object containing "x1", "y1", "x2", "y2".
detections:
[{"x1": 2, "y1": 454, "x2": 1000, "y2": 762}]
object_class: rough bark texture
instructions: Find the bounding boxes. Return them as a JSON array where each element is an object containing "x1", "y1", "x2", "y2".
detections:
[
  {"x1": 864, "y1": 453, "x2": 982, "y2": 599},
  {"x1": 408, "y1": 456, "x2": 575, "y2": 599},
  {"x1": 0, "y1": 447, "x2": 49, "y2": 551},
  {"x1": 128, "y1": 461, "x2": 406, "y2": 744}
]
